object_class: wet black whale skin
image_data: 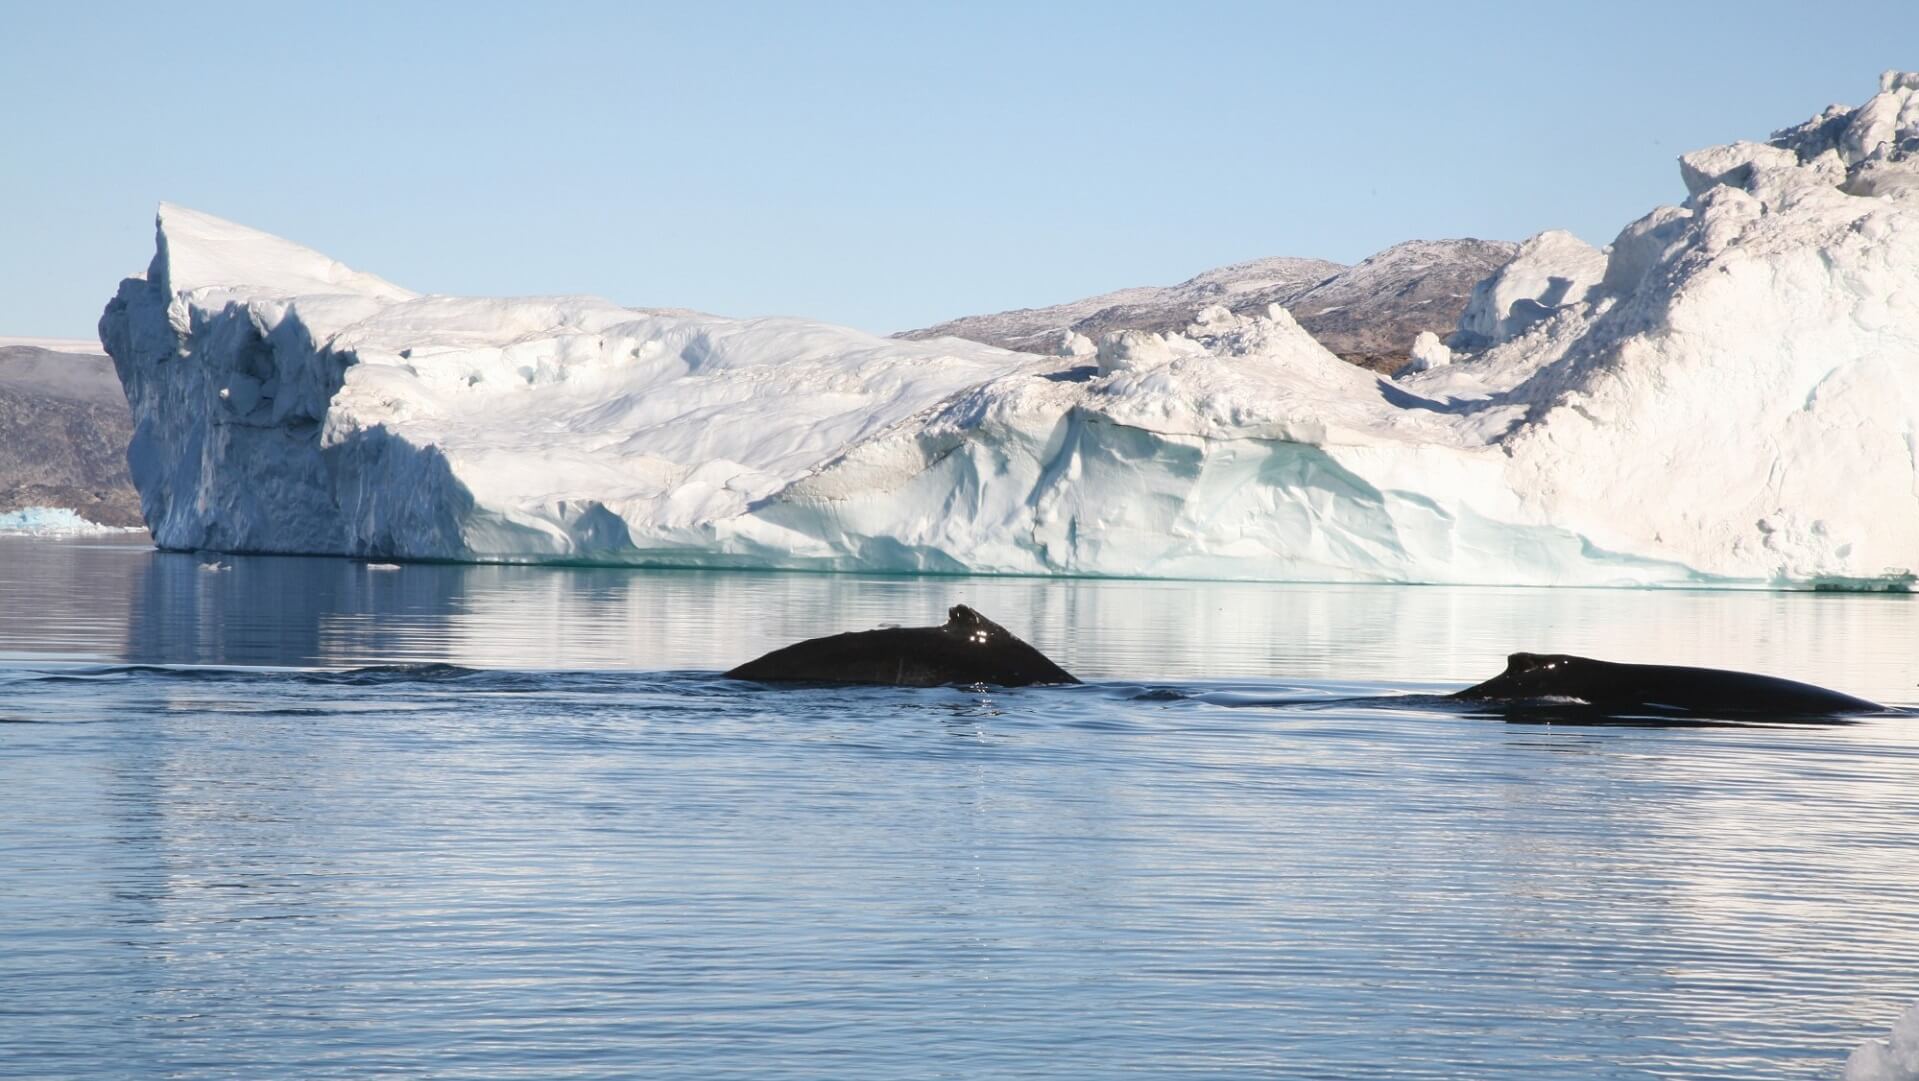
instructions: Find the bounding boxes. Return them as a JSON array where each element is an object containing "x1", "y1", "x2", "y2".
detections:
[
  {"x1": 726, "y1": 605, "x2": 1080, "y2": 688},
  {"x1": 1454, "y1": 652, "x2": 1884, "y2": 716}
]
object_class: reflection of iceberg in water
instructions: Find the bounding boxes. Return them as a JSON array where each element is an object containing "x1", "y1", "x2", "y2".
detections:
[
  {"x1": 3, "y1": 523, "x2": 1907, "y2": 692},
  {"x1": 0, "y1": 536, "x2": 145, "y2": 660},
  {"x1": 11, "y1": 539, "x2": 1919, "y2": 1077},
  {"x1": 125, "y1": 550, "x2": 468, "y2": 667},
  {"x1": 72, "y1": 538, "x2": 1919, "y2": 703}
]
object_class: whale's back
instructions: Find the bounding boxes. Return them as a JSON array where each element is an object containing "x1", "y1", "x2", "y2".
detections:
[
  {"x1": 1455, "y1": 653, "x2": 1883, "y2": 716},
  {"x1": 727, "y1": 605, "x2": 1079, "y2": 688}
]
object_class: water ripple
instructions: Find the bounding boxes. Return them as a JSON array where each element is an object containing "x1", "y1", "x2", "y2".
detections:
[{"x1": 5, "y1": 539, "x2": 1919, "y2": 1079}]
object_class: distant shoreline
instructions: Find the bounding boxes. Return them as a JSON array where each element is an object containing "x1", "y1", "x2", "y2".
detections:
[{"x1": 0, "y1": 336, "x2": 104, "y2": 354}]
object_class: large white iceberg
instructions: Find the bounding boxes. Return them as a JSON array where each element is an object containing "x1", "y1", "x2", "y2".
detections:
[
  {"x1": 101, "y1": 74, "x2": 1919, "y2": 587},
  {"x1": 1451, "y1": 229, "x2": 1608, "y2": 349}
]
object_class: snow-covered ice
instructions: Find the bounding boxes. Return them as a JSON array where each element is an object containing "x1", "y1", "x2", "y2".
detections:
[
  {"x1": 1451, "y1": 229, "x2": 1608, "y2": 349},
  {"x1": 100, "y1": 74, "x2": 1919, "y2": 587}
]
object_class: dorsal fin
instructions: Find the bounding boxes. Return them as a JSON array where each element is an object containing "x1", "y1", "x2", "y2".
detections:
[
  {"x1": 1506, "y1": 652, "x2": 1582, "y2": 675},
  {"x1": 945, "y1": 604, "x2": 1007, "y2": 639}
]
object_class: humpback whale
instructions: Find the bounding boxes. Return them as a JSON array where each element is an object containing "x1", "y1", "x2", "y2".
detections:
[
  {"x1": 1454, "y1": 652, "x2": 1884, "y2": 717},
  {"x1": 726, "y1": 605, "x2": 1079, "y2": 688}
]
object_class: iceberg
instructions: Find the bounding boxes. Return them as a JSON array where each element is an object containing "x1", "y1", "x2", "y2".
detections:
[
  {"x1": 0, "y1": 507, "x2": 141, "y2": 537},
  {"x1": 100, "y1": 74, "x2": 1919, "y2": 587}
]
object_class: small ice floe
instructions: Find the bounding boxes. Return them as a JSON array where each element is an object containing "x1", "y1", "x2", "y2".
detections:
[
  {"x1": 0, "y1": 507, "x2": 139, "y2": 537},
  {"x1": 1847, "y1": 1003, "x2": 1919, "y2": 1080},
  {"x1": 364, "y1": 563, "x2": 403, "y2": 571},
  {"x1": 199, "y1": 560, "x2": 232, "y2": 573}
]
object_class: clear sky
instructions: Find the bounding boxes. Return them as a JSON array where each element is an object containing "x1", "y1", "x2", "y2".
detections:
[{"x1": 5, "y1": 1, "x2": 1919, "y2": 340}]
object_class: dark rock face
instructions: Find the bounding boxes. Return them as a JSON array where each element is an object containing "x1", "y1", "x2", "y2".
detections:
[
  {"x1": 898, "y1": 256, "x2": 1345, "y2": 356},
  {"x1": 898, "y1": 239, "x2": 1517, "y2": 373},
  {"x1": 1283, "y1": 239, "x2": 1519, "y2": 373},
  {"x1": 0, "y1": 344, "x2": 142, "y2": 526}
]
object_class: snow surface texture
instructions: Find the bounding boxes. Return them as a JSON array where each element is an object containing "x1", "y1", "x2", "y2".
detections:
[
  {"x1": 1848, "y1": 1004, "x2": 1919, "y2": 1081},
  {"x1": 99, "y1": 75, "x2": 1919, "y2": 586},
  {"x1": 0, "y1": 507, "x2": 140, "y2": 536},
  {"x1": 1451, "y1": 230, "x2": 1608, "y2": 349}
]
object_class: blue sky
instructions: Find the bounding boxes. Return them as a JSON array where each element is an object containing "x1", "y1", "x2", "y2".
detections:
[{"x1": 4, "y1": 1, "x2": 1918, "y2": 339}]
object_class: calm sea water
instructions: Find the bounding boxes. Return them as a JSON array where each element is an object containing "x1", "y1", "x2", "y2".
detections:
[{"x1": 3, "y1": 535, "x2": 1918, "y2": 1080}]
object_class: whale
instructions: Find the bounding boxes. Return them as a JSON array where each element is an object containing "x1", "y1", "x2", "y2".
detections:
[
  {"x1": 1453, "y1": 652, "x2": 1885, "y2": 717},
  {"x1": 726, "y1": 605, "x2": 1079, "y2": 688}
]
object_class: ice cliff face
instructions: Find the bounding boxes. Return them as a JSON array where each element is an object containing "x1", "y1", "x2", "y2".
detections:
[
  {"x1": 101, "y1": 74, "x2": 1919, "y2": 587},
  {"x1": 100, "y1": 206, "x2": 1053, "y2": 563},
  {"x1": 1403, "y1": 70, "x2": 1919, "y2": 588}
]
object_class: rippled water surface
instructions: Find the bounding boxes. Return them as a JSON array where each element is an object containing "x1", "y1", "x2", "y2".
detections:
[{"x1": 4, "y1": 536, "x2": 1918, "y2": 1079}]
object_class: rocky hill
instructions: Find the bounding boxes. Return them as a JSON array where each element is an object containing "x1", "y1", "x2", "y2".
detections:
[
  {"x1": 0, "y1": 340, "x2": 141, "y2": 526},
  {"x1": 898, "y1": 239, "x2": 1518, "y2": 372},
  {"x1": 899, "y1": 255, "x2": 1343, "y2": 355}
]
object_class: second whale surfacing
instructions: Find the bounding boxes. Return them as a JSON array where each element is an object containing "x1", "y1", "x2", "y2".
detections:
[
  {"x1": 1454, "y1": 652, "x2": 1886, "y2": 717},
  {"x1": 726, "y1": 605, "x2": 1079, "y2": 688}
]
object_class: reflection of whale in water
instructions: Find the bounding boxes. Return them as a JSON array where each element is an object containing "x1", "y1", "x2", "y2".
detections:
[
  {"x1": 727, "y1": 605, "x2": 1078, "y2": 687},
  {"x1": 1452, "y1": 652, "x2": 1887, "y2": 718}
]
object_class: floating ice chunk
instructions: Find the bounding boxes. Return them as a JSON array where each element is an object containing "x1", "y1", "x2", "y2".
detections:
[
  {"x1": 94, "y1": 75, "x2": 1919, "y2": 589},
  {"x1": 1847, "y1": 1004, "x2": 1919, "y2": 1081}
]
